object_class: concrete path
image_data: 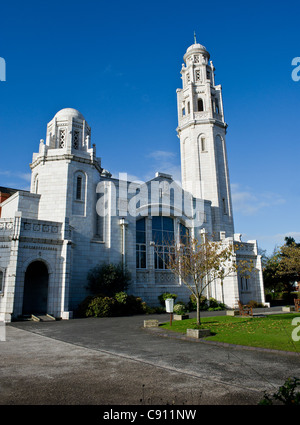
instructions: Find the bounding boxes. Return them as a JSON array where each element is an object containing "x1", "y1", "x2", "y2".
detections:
[{"x1": 1, "y1": 310, "x2": 300, "y2": 405}]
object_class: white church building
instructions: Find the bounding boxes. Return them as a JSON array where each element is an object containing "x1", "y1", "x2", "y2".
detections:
[{"x1": 0, "y1": 41, "x2": 265, "y2": 322}]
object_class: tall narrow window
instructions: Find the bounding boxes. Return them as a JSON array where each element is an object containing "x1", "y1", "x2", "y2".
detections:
[
  {"x1": 152, "y1": 216, "x2": 174, "y2": 269},
  {"x1": 136, "y1": 218, "x2": 146, "y2": 268},
  {"x1": 179, "y1": 222, "x2": 189, "y2": 244},
  {"x1": 182, "y1": 107, "x2": 186, "y2": 117},
  {"x1": 0, "y1": 270, "x2": 3, "y2": 293},
  {"x1": 73, "y1": 131, "x2": 80, "y2": 149},
  {"x1": 187, "y1": 101, "x2": 190, "y2": 114},
  {"x1": 76, "y1": 176, "x2": 82, "y2": 200},
  {"x1": 59, "y1": 129, "x2": 66, "y2": 148},
  {"x1": 197, "y1": 98, "x2": 204, "y2": 112},
  {"x1": 215, "y1": 98, "x2": 220, "y2": 114},
  {"x1": 201, "y1": 137, "x2": 206, "y2": 152},
  {"x1": 240, "y1": 277, "x2": 249, "y2": 291},
  {"x1": 222, "y1": 198, "x2": 227, "y2": 214},
  {"x1": 34, "y1": 175, "x2": 39, "y2": 194},
  {"x1": 195, "y1": 69, "x2": 201, "y2": 81}
]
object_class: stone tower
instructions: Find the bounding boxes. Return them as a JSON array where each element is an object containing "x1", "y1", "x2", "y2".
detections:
[
  {"x1": 30, "y1": 108, "x2": 102, "y2": 232},
  {"x1": 176, "y1": 40, "x2": 234, "y2": 238}
]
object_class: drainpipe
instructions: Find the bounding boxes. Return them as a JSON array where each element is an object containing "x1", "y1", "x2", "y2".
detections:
[{"x1": 120, "y1": 218, "x2": 128, "y2": 270}]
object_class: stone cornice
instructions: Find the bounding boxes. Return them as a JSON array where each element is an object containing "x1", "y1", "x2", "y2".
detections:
[
  {"x1": 30, "y1": 153, "x2": 102, "y2": 174},
  {"x1": 176, "y1": 118, "x2": 227, "y2": 133}
]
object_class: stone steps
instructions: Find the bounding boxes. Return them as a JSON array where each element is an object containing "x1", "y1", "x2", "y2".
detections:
[{"x1": 31, "y1": 314, "x2": 56, "y2": 322}]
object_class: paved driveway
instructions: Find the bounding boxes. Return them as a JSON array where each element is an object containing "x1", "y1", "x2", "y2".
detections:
[{"x1": 1, "y1": 312, "x2": 300, "y2": 405}]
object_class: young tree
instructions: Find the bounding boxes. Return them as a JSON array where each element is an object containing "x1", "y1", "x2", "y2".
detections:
[
  {"x1": 155, "y1": 233, "x2": 243, "y2": 325},
  {"x1": 263, "y1": 251, "x2": 285, "y2": 297},
  {"x1": 263, "y1": 238, "x2": 300, "y2": 299},
  {"x1": 278, "y1": 240, "x2": 300, "y2": 290}
]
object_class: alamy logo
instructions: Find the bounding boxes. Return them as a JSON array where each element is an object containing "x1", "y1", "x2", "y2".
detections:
[
  {"x1": 0, "y1": 57, "x2": 6, "y2": 81},
  {"x1": 292, "y1": 57, "x2": 300, "y2": 82},
  {"x1": 292, "y1": 317, "x2": 300, "y2": 342}
]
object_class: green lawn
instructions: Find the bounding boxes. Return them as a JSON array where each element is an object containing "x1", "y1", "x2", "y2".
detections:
[{"x1": 160, "y1": 314, "x2": 300, "y2": 352}]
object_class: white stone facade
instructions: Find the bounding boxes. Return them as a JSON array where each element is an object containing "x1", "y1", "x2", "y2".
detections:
[{"x1": 0, "y1": 42, "x2": 265, "y2": 322}]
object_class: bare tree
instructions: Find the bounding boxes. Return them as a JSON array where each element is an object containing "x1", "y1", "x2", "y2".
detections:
[{"x1": 155, "y1": 232, "x2": 254, "y2": 325}]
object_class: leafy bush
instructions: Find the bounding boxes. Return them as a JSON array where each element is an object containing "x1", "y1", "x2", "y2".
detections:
[
  {"x1": 259, "y1": 377, "x2": 300, "y2": 405},
  {"x1": 84, "y1": 295, "x2": 116, "y2": 317},
  {"x1": 121, "y1": 295, "x2": 145, "y2": 315},
  {"x1": 76, "y1": 295, "x2": 95, "y2": 318},
  {"x1": 247, "y1": 300, "x2": 265, "y2": 309},
  {"x1": 87, "y1": 263, "x2": 131, "y2": 296},
  {"x1": 77, "y1": 292, "x2": 155, "y2": 318},
  {"x1": 208, "y1": 297, "x2": 226, "y2": 310},
  {"x1": 173, "y1": 303, "x2": 187, "y2": 315},
  {"x1": 114, "y1": 291, "x2": 128, "y2": 304},
  {"x1": 188, "y1": 294, "x2": 208, "y2": 311},
  {"x1": 158, "y1": 292, "x2": 178, "y2": 307}
]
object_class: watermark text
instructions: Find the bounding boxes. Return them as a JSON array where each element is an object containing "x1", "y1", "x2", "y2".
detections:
[
  {"x1": 0, "y1": 57, "x2": 6, "y2": 81},
  {"x1": 292, "y1": 57, "x2": 300, "y2": 82}
]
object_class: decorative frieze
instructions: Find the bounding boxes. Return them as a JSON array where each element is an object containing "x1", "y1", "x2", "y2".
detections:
[
  {"x1": 23, "y1": 222, "x2": 59, "y2": 234},
  {"x1": 0, "y1": 221, "x2": 13, "y2": 231},
  {"x1": 22, "y1": 245, "x2": 57, "y2": 251}
]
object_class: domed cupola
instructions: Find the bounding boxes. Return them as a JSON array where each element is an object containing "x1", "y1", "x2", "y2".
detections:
[{"x1": 45, "y1": 107, "x2": 91, "y2": 152}]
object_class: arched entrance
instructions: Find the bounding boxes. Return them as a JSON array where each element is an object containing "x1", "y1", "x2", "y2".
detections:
[{"x1": 22, "y1": 261, "x2": 49, "y2": 315}]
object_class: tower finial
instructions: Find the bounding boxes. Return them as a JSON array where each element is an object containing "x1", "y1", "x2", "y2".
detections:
[{"x1": 194, "y1": 31, "x2": 197, "y2": 44}]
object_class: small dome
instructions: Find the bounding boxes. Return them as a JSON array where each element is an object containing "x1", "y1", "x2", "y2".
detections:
[
  {"x1": 54, "y1": 108, "x2": 85, "y2": 121},
  {"x1": 184, "y1": 42, "x2": 210, "y2": 62}
]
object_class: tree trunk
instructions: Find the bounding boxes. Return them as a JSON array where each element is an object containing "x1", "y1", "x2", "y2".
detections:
[{"x1": 196, "y1": 296, "x2": 201, "y2": 325}]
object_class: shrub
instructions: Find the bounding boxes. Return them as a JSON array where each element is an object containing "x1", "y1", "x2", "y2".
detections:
[
  {"x1": 114, "y1": 291, "x2": 128, "y2": 304},
  {"x1": 84, "y1": 295, "x2": 116, "y2": 317},
  {"x1": 208, "y1": 297, "x2": 226, "y2": 310},
  {"x1": 188, "y1": 294, "x2": 208, "y2": 311},
  {"x1": 248, "y1": 300, "x2": 265, "y2": 308},
  {"x1": 87, "y1": 263, "x2": 131, "y2": 296},
  {"x1": 259, "y1": 377, "x2": 300, "y2": 405},
  {"x1": 76, "y1": 295, "x2": 95, "y2": 318},
  {"x1": 77, "y1": 291, "x2": 166, "y2": 318},
  {"x1": 114, "y1": 292, "x2": 146, "y2": 316},
  {"x1": 122, "y1": 295, "x2": 145, "y2": 315},
  {"x1": 173, "y1": 303, "x2": 187, "y2": 315},
  {"x1": 158, "y1": 292, "x2": 177, "y2": 307}
]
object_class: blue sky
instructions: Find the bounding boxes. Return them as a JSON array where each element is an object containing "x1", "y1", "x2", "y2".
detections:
[{"x1": 0, "y1": 0, "x2": 299, "y2": 256}]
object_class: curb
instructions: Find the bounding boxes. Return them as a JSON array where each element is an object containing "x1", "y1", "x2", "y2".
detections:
[{"x1": 142, "y1": 325, "x2": 300, "y2": 357}]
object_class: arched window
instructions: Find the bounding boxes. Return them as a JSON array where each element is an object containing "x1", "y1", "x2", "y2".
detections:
[
  {"x1": 152, "y1": 216, "x2": 174, "y2": 269},
  {"x1": 136, "y1": 218, "x2": 146, "y2": 268},
  {"x1": 197, "y1": 98, "x2": 204, "y2": 112}
]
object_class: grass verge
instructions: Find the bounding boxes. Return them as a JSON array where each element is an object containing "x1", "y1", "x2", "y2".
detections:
[{"x1": 160, "y1": 313, "x2": 300, "y2": 352}]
